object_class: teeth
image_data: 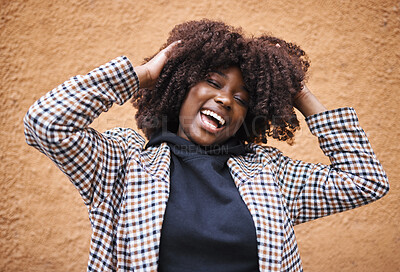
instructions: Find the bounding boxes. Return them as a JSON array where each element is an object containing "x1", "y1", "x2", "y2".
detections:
[{"x1": 201, "y1": 109, "x2": 226, "y2": 126}]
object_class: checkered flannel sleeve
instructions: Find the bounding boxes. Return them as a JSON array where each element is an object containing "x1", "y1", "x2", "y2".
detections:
[
  {"x1": 23, "y1": 56, "x2": 140, "y2": 207},
  {"x1": 273, "y1": 107, "x2": 389, "y2": 225}
]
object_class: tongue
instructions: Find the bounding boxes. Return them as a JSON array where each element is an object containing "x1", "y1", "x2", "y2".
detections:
[{"x1": 202, "y1": 113, "x2": 219, "y2": 128}]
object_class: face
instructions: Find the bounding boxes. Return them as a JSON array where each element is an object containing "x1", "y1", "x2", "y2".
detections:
[{"x1": 177, "y1": 66, "x2": 249, "y2": 146}]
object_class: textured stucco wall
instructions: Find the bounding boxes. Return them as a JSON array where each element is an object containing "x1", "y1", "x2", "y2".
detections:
[{"x1": 1, "y1": 0, "x2": 399, "y2": 271}]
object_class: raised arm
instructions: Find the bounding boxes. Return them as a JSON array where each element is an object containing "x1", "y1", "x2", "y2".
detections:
[
  {"x1": 23, "y1": 42, "x2": 180, "y2": 208},
  {"x1": 271, "y1": 87, "x2": 389, "y2": 224},
  {"x1": 23, "y1": 56, "x2": 140, "y2": 207}
]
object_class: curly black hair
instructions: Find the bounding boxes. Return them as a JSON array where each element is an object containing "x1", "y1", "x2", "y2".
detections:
[{"x1": 132, "y1": 19, "x2": 309, "y2": 144}]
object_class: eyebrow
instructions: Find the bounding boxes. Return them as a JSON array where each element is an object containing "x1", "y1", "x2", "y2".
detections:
[
  {"x1": 212, "y1": 71, "x2": 249, "y2": 93},
  {"x1": 214, "y1": 71, "x2": 228, "y2": 79}
]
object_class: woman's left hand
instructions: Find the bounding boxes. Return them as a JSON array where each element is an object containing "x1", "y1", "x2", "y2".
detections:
[{"x1": 294, "y1": 84, "x2": 327, "y2": 117}]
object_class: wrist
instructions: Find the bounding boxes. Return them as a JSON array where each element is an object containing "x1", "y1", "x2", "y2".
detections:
[
  {"x1": 134, "y1": 65, "x2": 152, "y2": 89},
  {"x1": 294, "y1": 85, "x2": 327, "y2": 117}
]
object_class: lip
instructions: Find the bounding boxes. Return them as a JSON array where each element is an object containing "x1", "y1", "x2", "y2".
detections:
[
  {"x1": 199, "y1": 112, "x2": 224, "y2": 134},
  {"x1": 198, "y1": 107, "x2": 229, "y2": 134},
  {"x1": 201, "y1": 107, "x2": 229, "y2": 125}
]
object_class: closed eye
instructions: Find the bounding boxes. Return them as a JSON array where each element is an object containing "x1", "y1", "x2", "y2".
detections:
[
  {"x1": 234, "y1": 96, "x2": 248, "y2": 107},
  {"x1": 206, "y1": 79, "x2": 221, "y2": 89}
]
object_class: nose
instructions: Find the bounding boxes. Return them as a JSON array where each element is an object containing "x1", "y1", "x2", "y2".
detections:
[{"x1": 214, "y1": 91, "x2": 232, "y2": 110}]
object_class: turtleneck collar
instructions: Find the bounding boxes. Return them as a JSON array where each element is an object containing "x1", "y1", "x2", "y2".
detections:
[{"x1": 146, "y1": 130, "x2": 246, "y2": 157}]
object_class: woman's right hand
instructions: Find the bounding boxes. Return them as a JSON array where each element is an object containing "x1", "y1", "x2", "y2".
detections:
[{"x1": 134, "y1": 40, "x2": 181, "y2": 89}]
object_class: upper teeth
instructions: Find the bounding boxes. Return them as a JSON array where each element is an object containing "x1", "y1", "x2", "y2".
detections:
[{"x1": 201, "y1": 109, "x2": 226, "y2": 126}]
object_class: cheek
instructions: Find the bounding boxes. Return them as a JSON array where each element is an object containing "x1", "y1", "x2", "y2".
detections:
[
  {"x1": 237, "y1": 108, "x2": 248, "y2": 124},
  {"x1": 179, "y1": 96, "x2": 198, "y2": 119},
  {"x1": 230, "y1": 108, "x2": 248, "y2": 131},
  {"x1": 179, "y1": 101, "x2": 198, "y2": 120}
]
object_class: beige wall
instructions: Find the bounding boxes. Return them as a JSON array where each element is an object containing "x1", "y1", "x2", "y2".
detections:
[{"x1": 1, "y1": 0, "x2": 399, "y2": 271}]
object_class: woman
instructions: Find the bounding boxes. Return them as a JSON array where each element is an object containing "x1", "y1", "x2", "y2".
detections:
[{"x1": 24, "y1": 19, "x2": 389, "y2": 272}]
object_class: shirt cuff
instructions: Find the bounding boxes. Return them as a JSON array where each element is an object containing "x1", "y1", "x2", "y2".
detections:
[
  {"x1": 95, "y1": 55, "x2": 139, "y2": 105},
  {"x1": 305, "y1": 107, "x2": 359, "y2": 137}
]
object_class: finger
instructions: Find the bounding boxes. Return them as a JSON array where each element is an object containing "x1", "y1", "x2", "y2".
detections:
[
  {"x1": 150, "y1": 40, "x2": 182, "y2": 65},
  {"x1": 164, "y1": 40, "x2": 182, "y2": 53},
  {"x1": 159, "y1": 40, "x2": 182, "y2": 58}
]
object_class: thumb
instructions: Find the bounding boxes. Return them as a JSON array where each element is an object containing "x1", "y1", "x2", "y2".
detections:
[{"x1": 149, "y1": 40, "x2": 182, "y2": 67}]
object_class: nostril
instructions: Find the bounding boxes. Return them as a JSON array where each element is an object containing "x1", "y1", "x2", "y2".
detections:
[{"x1": 215, "y1": 96, "x2": 232, "y2": 110}]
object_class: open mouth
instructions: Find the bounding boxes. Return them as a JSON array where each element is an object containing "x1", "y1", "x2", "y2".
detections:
[{"x1": 200, "y1": 109, "x2": 226, "y2": 130}]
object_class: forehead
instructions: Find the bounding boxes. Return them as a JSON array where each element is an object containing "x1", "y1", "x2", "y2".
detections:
[{"x1": 210, "y1": 65, "x2": 241, "y2": 76}]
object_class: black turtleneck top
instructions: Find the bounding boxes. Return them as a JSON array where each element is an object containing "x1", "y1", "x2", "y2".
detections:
[{"x1": 146, "y1": 131, "x2": 259, "y2": 272}]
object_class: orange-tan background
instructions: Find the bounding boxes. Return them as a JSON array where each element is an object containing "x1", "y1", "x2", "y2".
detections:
[{"x1": 1, "y1": 0, "x2": 399, "y2": 271}]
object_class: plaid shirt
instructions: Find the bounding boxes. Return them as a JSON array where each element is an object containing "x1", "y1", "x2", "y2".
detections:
[{"x1": 24, "y1": 56, "x2": 389, "y2": 272}]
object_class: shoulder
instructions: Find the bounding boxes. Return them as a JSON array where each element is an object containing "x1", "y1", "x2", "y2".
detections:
[
  {"x1": 103, "y1": 127, "x2": 146, "y2": 149},
  {"x1": 241, "y1": 143, "x2": 284, "y2": 166}
]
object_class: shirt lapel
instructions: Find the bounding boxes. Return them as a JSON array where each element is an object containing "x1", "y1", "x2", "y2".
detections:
[
  {"x1": 125, "y1": 143, "x2": 171, "y2": 271},
  {"x1": 228, "y1": 147, "x2": 284, "y2": 271}
]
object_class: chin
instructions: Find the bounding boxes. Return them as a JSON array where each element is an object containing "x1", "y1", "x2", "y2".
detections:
[
  {"x1": 178, "y1": 125, "x2": 232, "y2": 147},
  {"x1": 193, "y1": 134, "x2": 230, "y2": 147},
  {"x1": 189, "y1": 136, "x2": 216, "y2": 146}
]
